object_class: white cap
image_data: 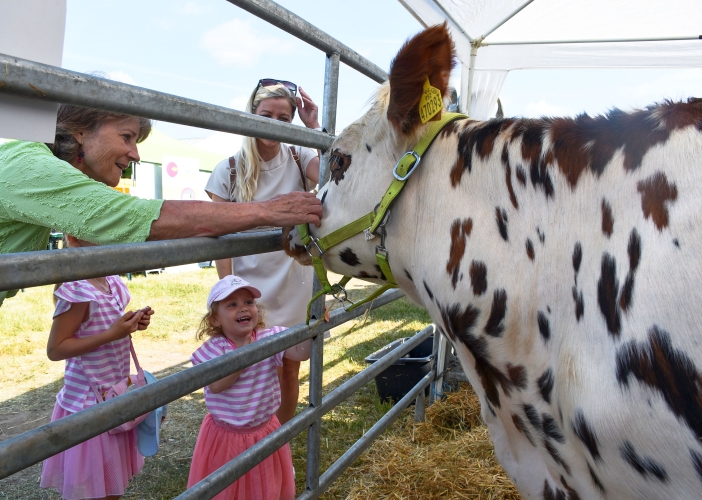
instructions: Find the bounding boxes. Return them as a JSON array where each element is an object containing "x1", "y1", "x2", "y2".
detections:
[{"x1": 207, "y1": 275, "x2": 261, "y2": 309}]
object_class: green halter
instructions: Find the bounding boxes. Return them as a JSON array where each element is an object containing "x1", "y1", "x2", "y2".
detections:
[{"x1": 298, "y1": 112, "x2": 468, "y2": 323}]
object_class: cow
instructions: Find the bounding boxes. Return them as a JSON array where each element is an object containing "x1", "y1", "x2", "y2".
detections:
[{"x1": 284, "y1": 23, "x2": 702, "y2": 499}]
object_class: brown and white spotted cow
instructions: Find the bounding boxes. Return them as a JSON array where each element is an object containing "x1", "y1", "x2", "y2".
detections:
[{"x1": 284, "y1": 24, "x2": 702, "y2": 499}]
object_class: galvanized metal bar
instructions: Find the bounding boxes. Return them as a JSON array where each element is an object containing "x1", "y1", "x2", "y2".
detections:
[
  {"x1": 318, "y1": 52, "x2": 341, "y2": 186},
  {"x1": 301, "y1": 49, "x2": 342, "y2": 490},
  {"x1": 432, "y1": 329, "x2": 449, "y2": 401},
  {"x1": 178, "y1": 405, "x2": 318, "y2": 500},
  {"x1": 299, "y1": 372, "x2": 435, "y2": 500},
  {"x1": 322, "y1": 52, "x2": 340, "y2": 137},
  {"x1": 226, "y1": 0, "x2": 387, "y2": 84},
  {"x1": 0, "y1": 54, "x2": 334, "y2": 150},
  {"x1": 0, "y1": 289, "x2": 404, "y2": 480},
  {"x1": 0, "y1": 231, "x2": 282, "y2": 293},
  {"x1": 317, "y1": 324, "x2": 434, "y2": 414},
  {"x1": 429, "y1": 329, "x2": 441, "y2": 405},
  {"x1": 179, "y1": 322, "x2": 432, "y2": 500},
  {"x1": 414, "y1": 388, "x2": 426, "y2": 423},
  {"x1": 305, "y1": 330, "x2": 324, "y2": 492}
]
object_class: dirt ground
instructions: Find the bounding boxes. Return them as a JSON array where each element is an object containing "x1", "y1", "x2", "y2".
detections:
[
  {"x1": 0, "y1": 348, "x2": 198, "y2": 499},
  {"x1": 0, "y1": 272, "x2": 432, "y2": 499}
]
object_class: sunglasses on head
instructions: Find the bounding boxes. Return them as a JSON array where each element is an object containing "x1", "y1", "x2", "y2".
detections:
[{"x1": 257, "y1": 78, "x2": 298, "y2": 95}]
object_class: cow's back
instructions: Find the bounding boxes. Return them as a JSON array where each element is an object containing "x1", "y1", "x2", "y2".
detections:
[{"x1": 391, "y1": 99, "x2": 702, "y2": 499}]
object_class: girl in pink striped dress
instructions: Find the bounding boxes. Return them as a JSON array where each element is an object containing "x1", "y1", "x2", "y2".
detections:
[
  {"x1": 187, "y1": 275, "x2": 295, "y2": 500},
  {"x1": 41, "y1": 235, "x2": 154, "y2": 500}
]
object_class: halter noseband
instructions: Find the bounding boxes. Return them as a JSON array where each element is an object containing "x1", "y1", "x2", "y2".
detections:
[{"x1": 297, "y1": 112, "x2": 468, "y2": 323}]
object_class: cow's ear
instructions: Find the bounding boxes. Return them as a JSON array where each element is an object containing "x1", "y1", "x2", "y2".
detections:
[{"x1": 387, "y1": 23, "x2": 456, "y2": 135}]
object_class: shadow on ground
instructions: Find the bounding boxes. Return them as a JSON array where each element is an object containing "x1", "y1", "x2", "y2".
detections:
[{"x1": 0, "y1": 361, "x2": 204, "y2": 500}]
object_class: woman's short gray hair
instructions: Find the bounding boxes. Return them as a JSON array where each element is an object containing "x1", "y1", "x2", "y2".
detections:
[{"x1": 46, "y1": 105, "x2": 152, "y2": 163}]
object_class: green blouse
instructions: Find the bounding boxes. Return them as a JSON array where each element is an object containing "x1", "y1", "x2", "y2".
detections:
[{"x1": 0, "y1": 141, "x2": 163, "y2": 306}]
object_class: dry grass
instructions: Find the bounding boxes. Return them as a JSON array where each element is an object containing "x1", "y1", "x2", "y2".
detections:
[
  {"x1": 341, "y1": 386, "x2": 520, "y2": 500},
  {"x1": 0, "y1": 269, "x2": 517, "y2": 499}
]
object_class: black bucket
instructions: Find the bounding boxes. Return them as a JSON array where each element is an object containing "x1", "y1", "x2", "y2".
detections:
[{"x1": 365, "y1": 334, "x2": 433, "y2": 403}]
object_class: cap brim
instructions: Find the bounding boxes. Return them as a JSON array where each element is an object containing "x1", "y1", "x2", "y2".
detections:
[{"x1": 211, "y1": 285, "x2": 262, "y2": 304}]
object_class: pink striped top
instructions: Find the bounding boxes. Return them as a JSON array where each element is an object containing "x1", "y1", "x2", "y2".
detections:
[
  {"x1": 53, "y1": 277, "x2": 132, "y2": 413},
  {"x1": 191, "y1": 327, "x2": 286, "y2": 428}
]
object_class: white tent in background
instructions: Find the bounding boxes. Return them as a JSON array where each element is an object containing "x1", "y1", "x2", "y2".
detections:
[
  {"x1": 397, "y1": 0, "x2": 702, "y2": 119},
  {"x1": 181, "y1": 132, "x2": 243, "y2": 160}
]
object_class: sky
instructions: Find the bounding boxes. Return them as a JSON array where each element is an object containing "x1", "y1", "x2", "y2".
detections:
[{"x1": 60, "y1": 0, "x2": 702, "y2": 142}]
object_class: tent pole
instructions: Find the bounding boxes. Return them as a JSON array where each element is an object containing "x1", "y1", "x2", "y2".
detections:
[
  {"x1": 483, "y1": 35, "x2": 701, "y2": 46},
  {"x1": 479, "y1": 0, "x2": 534, "y2": 40},
  {"x1": 463, "y1": 44, "x2": 478, "y2": 116}
]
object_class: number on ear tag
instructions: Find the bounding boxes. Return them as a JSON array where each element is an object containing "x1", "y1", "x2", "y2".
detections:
[{"x1": 418, "y1": 77, "x2": 443, "y2": 124}]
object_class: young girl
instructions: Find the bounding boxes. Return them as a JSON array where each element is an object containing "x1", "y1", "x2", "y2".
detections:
[
  {"x1": 41, "y1": 235, "x2": 155, "y2": 500},
  {"x1": 187, "y1": 275, "x2": 295, "y2": 500},
  {"x1": 205, "y1": 79, "x2": 321, "y2": 424}
]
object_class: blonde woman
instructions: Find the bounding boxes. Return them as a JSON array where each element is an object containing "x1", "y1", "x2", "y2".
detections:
[{"x1": 205, "y1": 79, "x2": 320, "y2": 424}]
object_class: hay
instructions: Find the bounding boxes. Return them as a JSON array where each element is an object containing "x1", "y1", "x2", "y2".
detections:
[{"x1": 342, "y1": 384, "x2": 520, "y2": 499}]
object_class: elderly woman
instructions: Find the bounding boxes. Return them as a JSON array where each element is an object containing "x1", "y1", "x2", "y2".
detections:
[{"x1": 0, "y1": 105, "x2": 322, "y2": 306}]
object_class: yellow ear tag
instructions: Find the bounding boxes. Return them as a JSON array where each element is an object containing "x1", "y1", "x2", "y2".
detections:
[{"x1": 418, "y1": 77, "x2": 443, "y2": 124}]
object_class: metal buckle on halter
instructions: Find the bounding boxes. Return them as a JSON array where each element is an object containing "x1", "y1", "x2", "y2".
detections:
[
  {"x1": 393, "y1": 151, "x2": 421, "y2": 181},
  {"x1": 305, "y1": 238, "x2": 325, "y2": 258},
  {"x1": 331, "y1": 283, "x2": 355, "y2": 306},
  {"x1": 376, "y1": 245, "x2": 388, "y2": 258},
  {"x1": 365, "y1": 203, "x2": 391, "y2": 241}
]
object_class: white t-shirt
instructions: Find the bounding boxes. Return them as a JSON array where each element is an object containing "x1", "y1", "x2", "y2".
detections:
[{"x1": 205, "y1": 145, "x2": 316, "y2": 328}]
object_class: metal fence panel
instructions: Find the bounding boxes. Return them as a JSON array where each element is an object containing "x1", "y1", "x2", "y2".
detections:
[
  {"x1": 0, "y1": 53, "x2": 334, "y2": 150},
  {"x1": 0, "y1": 290, "x2": 405, "y2": 479},
  {"x1": 0, "y1": 231, "x2": 282, "y2": 292},
  {"x1": 226, "y1": 0, "x2": 387, "y2": 83},
  {"x1": 179, "y1": 324, "x2": 433, "y2": 500},
  {"x1": 0, "y1": 2, "x2": 436, "y2": 497}
]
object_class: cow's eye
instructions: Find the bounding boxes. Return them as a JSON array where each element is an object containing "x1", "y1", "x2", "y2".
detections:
[
  {"x1": 329, "y1": 150, "x2": 352, "y2": 184},
  {"x1": 330, "y1": 152, "x2": 351, "y2": 171}
]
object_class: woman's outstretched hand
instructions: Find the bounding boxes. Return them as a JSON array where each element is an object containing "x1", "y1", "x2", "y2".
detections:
[
  {"x1": 263, "y1": 192, "x2": 323, "y2": 227},
  {"x1": 297, "y1": 87, "x2": 320, "y2": 130}
]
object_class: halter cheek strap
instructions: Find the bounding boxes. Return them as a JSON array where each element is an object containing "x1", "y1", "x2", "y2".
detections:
[{"x1": 298, "y1": 112, "x2": 468, "y2": 324}]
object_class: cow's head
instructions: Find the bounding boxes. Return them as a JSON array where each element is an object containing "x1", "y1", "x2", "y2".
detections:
[{"x1": 284, "y1": 24, "x2": 455, "y2": 285}]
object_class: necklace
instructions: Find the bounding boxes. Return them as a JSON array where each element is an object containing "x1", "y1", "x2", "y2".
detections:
[{"x1": 88, "y1": 278, "x2": 110, "y2": 294}]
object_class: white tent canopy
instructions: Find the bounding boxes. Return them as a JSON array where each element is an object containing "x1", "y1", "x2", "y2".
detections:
[{"x1": 398, "y1": 0, "x2": 702, "y2": 118}]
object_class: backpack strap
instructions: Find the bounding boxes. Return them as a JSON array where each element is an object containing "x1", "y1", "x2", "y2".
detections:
[
  {"x1": 228, "y1": 156, "x2": 237, "y2": 201},
  {"x1": 289, "y1": 146, "x2": 308, "y2": 191}
]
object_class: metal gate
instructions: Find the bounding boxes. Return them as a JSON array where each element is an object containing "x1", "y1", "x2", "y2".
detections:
[{"x1": 0, "y1": 1, "x2": 447, "y2": 497}]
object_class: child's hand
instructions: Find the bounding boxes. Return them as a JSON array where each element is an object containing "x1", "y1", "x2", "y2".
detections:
[
  {"x1": 109, "y1": 309, "x2": 146, "y2": 340},
  {"x1": 136, "y1": 306, "x2": 155, "y2": 331}
]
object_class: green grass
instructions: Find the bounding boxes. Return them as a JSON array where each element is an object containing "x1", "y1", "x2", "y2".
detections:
[{"x1": 0, "y1": 269, "x2": 433, "y2": 499}]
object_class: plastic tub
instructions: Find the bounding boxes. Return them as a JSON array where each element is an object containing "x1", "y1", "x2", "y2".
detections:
[{"x1": 365, "y1": 334, "x2": 433, "y2": 403}]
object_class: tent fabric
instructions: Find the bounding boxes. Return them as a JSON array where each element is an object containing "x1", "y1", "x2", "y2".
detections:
[
  {"x1": 397, "y1": 0, "x2": 702, "y2": 119},
  {"x1": 462, "y1": 69, "x2": 508, "y2": 119}
]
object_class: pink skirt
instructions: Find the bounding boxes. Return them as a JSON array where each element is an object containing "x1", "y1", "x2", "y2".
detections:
[
  {"x1": 188, "y1": 414, "x2": 295, "y2": 500},
  {"x1": 40, "y1": 402, "x2": 144, "y2": 499}
]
